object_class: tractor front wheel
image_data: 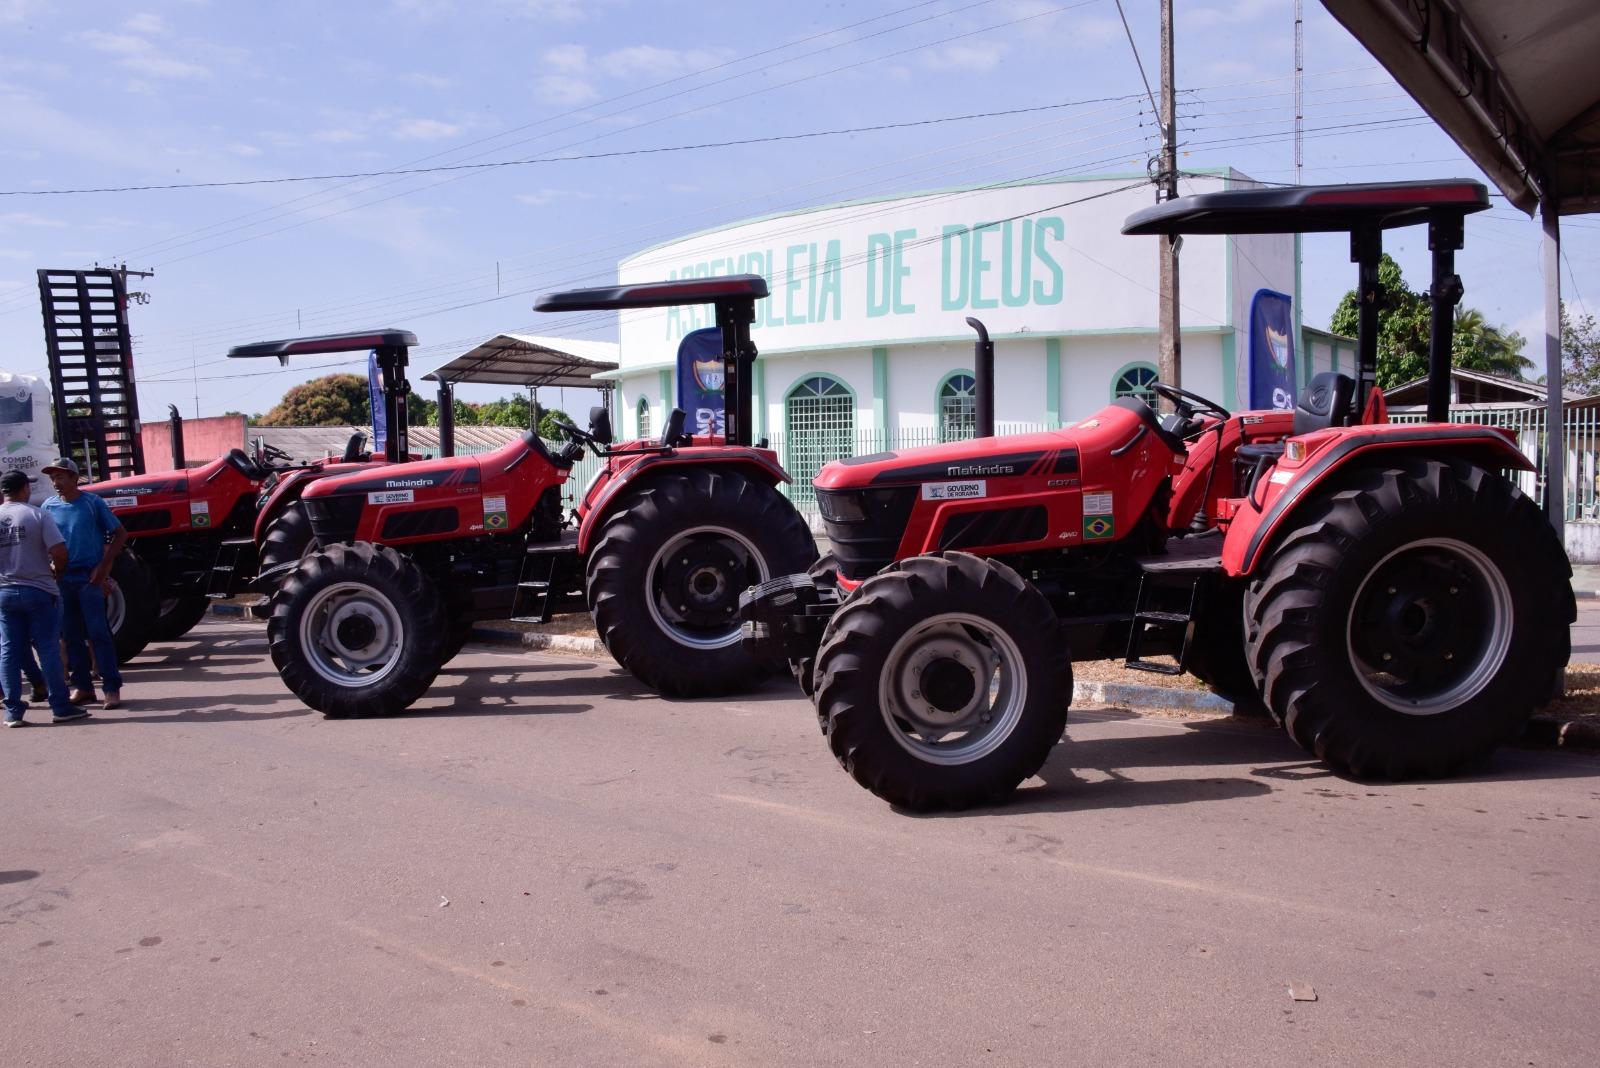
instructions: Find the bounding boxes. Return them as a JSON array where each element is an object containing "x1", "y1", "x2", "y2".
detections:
[
  {"x1": 256, "y1": 502, "x2": 318, "y2": 596},
  {"x1": 814, "y1": 553, "x2": 1071, "y2": 811},
  {"x1": 585, "y1": 469, "x2": 817, "y2": 697},
  {"x1": 267, "y1": 543, "x2": 444, "y2": 717},
  {"x1": 1245, "y1": 459, "x2": 1573, "y2": 779}
]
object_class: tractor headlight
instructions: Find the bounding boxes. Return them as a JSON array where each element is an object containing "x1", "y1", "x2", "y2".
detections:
[{"x1": 816, "y1": 489, "x2": 866, "y2": 523}]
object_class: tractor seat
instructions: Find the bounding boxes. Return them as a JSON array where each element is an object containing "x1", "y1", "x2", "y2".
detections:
[{"x1": 1236, "y1": 372, "x2": 1356, "y2": 468}]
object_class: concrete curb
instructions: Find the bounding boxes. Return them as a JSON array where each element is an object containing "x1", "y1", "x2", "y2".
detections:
[
  {"x1": 1524, "y1": 715, "x2": 1600, "y2": 749},
  {"x1": 470, "y1": 625, "x2": 605, "y2": 655},
  {"x1": 1071, "y1": 679, "x2": 1235, "y2": 714}
]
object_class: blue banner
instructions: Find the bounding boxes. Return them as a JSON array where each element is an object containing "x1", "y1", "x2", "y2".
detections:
[
  {"x1": 367, "y1": 350, "x2": 387, "y2": 453},
  {"x1": 1248, "y1": 289, "x2": 1297, "y2": 410},
  {"x1": 675, "y1": 327, "x2": 725, "y2": 437}
]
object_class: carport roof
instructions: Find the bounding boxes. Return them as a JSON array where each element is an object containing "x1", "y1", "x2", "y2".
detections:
[
  {"x1": 1322, "y1": 0, "x2": 1600, "y2": 215},
  {"x1": 423, "y1": 334, "x2": 619, "y2": 388}
]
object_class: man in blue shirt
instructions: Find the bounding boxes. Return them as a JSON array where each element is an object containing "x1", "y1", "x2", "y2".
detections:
[{"x1": 41, "y1": 458, "x2": 127, "y2": 709}]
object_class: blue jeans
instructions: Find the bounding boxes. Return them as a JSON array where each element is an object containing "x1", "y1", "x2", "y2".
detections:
[
  {"x1": 0, "y1": 585, "x2": 76, "y2": 719},
  {"x1": 59, "y1": 573, "x2": 122, "y2": 695}
]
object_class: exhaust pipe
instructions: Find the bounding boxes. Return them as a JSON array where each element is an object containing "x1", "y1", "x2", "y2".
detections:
[{"x1": 965, "y1": 317, "x2": 995, "y2": 437}]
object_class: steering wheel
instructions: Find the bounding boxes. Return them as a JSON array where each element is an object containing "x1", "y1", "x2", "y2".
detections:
[{"x1": 1150, "y1": 381, "x2": 1229, "y2": 421}]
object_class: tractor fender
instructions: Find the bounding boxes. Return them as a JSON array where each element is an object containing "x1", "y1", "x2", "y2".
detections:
[
  {"x1": 575, "y1": 448, "x2": 789, "y2": 556},
  {"x1": 253, "y1": 463, "x2": 375, "y2": 541},
  {"x1": 1221, "y1": 424, "x2": 1534, "y2": 577}
]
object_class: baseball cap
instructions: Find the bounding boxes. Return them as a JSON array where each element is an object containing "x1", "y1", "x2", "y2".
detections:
[
  {"x1": 0, "y1": 469, "x2": 36, "y2": 493},
  {"x1": 40, "y1": 457, "x2": 82, "y2": 480}
]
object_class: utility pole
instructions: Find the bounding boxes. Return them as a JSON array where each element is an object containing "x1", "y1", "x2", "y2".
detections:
[
  {"x1": 1295, "y1": 0, "x2": 1304, "y2": 185},
  {"x1": 1157, "y1": 0, "x2": 1181, "y2": 388}
]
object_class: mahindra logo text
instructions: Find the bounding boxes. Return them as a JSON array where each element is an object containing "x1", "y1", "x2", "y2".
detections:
[
  {"x1": 384, "y1": 478, "x2": 434, "y2": 488},
  {"x1": 946, "y1": 464, "x2": 1014, "y2": 476}
]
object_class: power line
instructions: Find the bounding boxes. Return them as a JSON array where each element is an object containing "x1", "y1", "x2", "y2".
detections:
[
  {"x1": 1112, "y1": 0, "x2": 1159, "y2": 118},
  {"x1": 0, "y1": 94, "x2": 1152, "y2": 198}
]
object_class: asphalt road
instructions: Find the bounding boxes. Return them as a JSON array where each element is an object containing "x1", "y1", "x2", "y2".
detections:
[{"x1": 2, "y1": 619, "x2": 1598, "y2": 1067}]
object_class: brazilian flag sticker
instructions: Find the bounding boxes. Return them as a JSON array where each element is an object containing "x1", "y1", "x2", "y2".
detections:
[
  {"x1": 190, "y1": 500, "x2": 211, "y2": 528},
  {"x1": 483, "y1": 494, "x2": 509, "y2": 531},
  {"x1": 1083, "y1": 514, "x2": 1114, "y2": 540}
]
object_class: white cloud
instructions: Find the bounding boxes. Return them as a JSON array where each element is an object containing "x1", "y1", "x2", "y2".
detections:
[
  {"x1": 0, "y1": 248, "x2": 32, "y2": 260},
  {"x1": 0, "y1": 1, "x2": 28, "y2": 24},
  {"x1": 514, "y1": 188, "x2": 592, "y2": 206},
  {"x1": 1190, "y1": 0, "x2": 1282, "y2": 30},
  {"x1": 401, "y1": 72, "x2": 452, "y2": 90},
  {"x1": 123, "y1": 13, "x2": 167, "y2": 35},
  {"x1": 78, "y1": 29, "x2": 211, "y2": 79},
  {"x1": 1071, "y1": 15, "x2": 1125, "y2": 46},
  {"x1": 922, "y1": 42, "x2": 1006, "y2": 73},
  {"x1": 229, "y1": 143, "x2": 262, "y2": 157},
  {"x1": 598, "y1": 45, "x2": 725, "y2": 79},
  {"x1": 395, "y1": 117, "x2": 461, "y2": 140},
  {"x1": 0, "y1": 211, "x2": 65, "y2": 228},
  {"x1": 542, "y1": 44, "x2": 588, "y2": 73},
  {"x1": 312, "y1": 128, "x2": 363, "y2": 144},
  {"x1": 535, "y1": 73, "x2": 597, "y2": 106},
  {"x1": 1198, "y1": 59, "x2": 1258, "y2": 83}
]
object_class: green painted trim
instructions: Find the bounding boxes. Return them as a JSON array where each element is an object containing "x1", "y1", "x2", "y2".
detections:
[
  {"x1": 1223, "y1": 171, "x2": 1235, "y2": 331},
  {"x1": 657, "y1": 369, "x2": 671, "y2": 413},
  {"x1": 1109, "y1": 359, "x2": 1160, "y2": 403},
  {"x1": 752, "y1": 358, "x2": 766, "y2": 438},
  {"x1": 622, "y1": 169, "x2": 1235, "y2": 262},
  {"x1": 1044, "y1": 338, "x2": 1062, "y2": 426},
  {"x1": 1295, "y1": 231, "x2": 1308, "y2": 387},
  {"x1": 780, "y1": 370, "x2": 857, "y2": 402},
  {"x1": 871, "y1": 347, "x2": 889, "y2": 434},
  {"x1": 1220, "y1": 331, "x2": 1238, "y2": 412}
]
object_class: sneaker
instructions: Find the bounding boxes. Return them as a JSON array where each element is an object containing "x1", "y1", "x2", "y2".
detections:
[
  {"x1": 29, "y1": 682, "x2": 46, "y2": 703},
  {"x1": 4, "y1": 716, "x2": 24, "y2": 728},
  {"x1": 68, "y1": 689, "x2": 96, "y2": 705},
  {"x1": 102, "y1": 691, "x2": 121, "y2": 710},
  {"x1": 51, "y1": 707, "x2": 90, "y2": 724}
]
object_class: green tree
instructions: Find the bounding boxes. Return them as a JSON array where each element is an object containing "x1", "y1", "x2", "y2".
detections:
[
  {"x1": 1560, "y1": 300, "x2": 1600, "y2": 395},
  {"x1": 1329, "y1": 254, "x2": 1531, "y2": 387},
  {"x1": 260, "y1": 373, "x2": 369, "y2": 425},
  {"x1": 535, "y1": 404, "x2": 572, "y2": 440}
]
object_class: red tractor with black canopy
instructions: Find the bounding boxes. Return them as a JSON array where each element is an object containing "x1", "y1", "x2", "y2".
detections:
[
  {"x1": 741, "y1": 179, "x2": 1574, "y2": 812},
  {"x1": 262, "y1": 276, "x2": 816, "y2": 716}
]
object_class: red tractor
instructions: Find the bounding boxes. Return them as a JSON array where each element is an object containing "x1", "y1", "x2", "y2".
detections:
[
  {"x1": 257, "y1": 276, "x2": 817, "y2": 716},
  {"x1": 84, "y1": 331, "x2": 408, "y2": 662},
  {"x1": 742, "y1": 180, "x2": 1575, "y2": 811}
]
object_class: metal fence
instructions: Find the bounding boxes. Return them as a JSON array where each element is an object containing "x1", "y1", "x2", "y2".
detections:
[{"x1": 540, "y1": 404, "x2": 1600, "y2": 523}]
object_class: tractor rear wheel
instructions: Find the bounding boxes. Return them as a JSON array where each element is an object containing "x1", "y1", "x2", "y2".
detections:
[
  {"x1": 814, "y1": 553, "x2": 1071, "y2": 811},
  {"x1": 151, "y1": 594, "x2": 212, "y2": 642},
  {"x1": 257, "y1": 502, "x2": 318, "y2": 595},
  {"x1": 1245, "y1": 458, "x2": 1572, "y2": 779},
  {"x1": 584, "y1": 469, "x2": 817, "y2": 697},
  {"x1": 105, "y1": 551, "x2": 159, "y2": 664},
  {"x1": 267, "y1": 543, "x2": 444, "y2": 717}
]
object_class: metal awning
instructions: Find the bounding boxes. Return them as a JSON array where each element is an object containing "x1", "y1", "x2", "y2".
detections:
[
  {"x1": 1322, "y1": 0, "x2": 1600, "y2": 215},
  {"x1": 423, "y1": 334, "x2": 619, "y2": 388}
]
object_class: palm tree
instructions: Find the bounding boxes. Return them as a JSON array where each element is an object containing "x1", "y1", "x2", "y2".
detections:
[{"x1": 1453, "y1": 307, "x2": 1534, "y2": 377}]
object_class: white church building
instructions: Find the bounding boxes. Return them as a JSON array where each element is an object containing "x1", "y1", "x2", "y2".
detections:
[{"x1": 598, "y1": 170, "x2": 1345, "y2": 504}]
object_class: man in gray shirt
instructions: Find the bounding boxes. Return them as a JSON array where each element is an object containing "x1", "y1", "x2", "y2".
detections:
[{"x1": 0, "y1": 469, "x2": 87, "y2": 726}]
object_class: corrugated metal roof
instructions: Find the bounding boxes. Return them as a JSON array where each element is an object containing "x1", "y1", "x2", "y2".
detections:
[
  {"x1": 423, "y1": 334, "x2": 619, "y2": 388},
  {"x1": 250, "y1": 424, "x2": 525, "y2": 461}
]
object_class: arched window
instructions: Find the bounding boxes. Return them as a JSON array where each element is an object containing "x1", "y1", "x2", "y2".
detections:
[
  {"x1": 784, "y1": 374, "x2": 855, "y2": 508},
  {"x1": 938, "y1": 371, "x2": 977, "y2": 442},
  {"x1": 636, "y1": 396, "x2": 651, "y2": 440},
  {"x1": 1112, "y1": 362, "x2": 1159, "y2": 404}
]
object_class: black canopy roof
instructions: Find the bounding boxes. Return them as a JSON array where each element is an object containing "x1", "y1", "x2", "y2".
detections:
[
  {"x1": 229, "y1": 330, "x2": 417, "y2": 361},
  {"x1": 534, "y1": 275, "x2": 768, "y2": 313},
  {"x1": 1121, "y1": 180, "x2": 1489, "y2": 236}
]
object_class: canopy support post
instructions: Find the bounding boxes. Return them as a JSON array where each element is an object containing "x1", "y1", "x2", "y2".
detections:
[{"x1": 1541, "y1": 193, "x2": 1566, "y2": 541}]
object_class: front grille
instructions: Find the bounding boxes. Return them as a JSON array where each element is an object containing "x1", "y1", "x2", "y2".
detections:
[
  {"x1": 304, "y1": 494, "x2": 365, "y2": 545},
  {"x1": 823, "y1": 486, "x2": 917, "y2": 581}
]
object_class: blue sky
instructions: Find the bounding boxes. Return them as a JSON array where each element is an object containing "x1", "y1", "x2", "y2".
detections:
[{"x1": 0, "y1": 0, "x2": 1594, "y2": 421}]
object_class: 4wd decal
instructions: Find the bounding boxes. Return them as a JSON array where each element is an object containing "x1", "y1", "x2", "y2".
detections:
[{"x1": 482, "y1": 494, "x2": 509, "y2": 530}]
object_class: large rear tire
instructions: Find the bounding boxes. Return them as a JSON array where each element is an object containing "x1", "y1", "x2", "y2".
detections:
[
  {"x1": 814, "y1": 553, "x2": 1071, "y2": 811},
  {"x1": 1245, "y1": 458, "x2": 1573, "y2": 779},
  {"x1": 151, "y1": 594, "x2": 212, "y2": 642},
  {"x1": 267, "y1": 543, "x2": 444, "y2": 717},
  {"x1": 105, "y1": 551, "x2": 159, "y2": 665},
  {"x1": 257, "y1": 502, "x2": 318, "y2": 595},
  {"x1": 584, "y1": 469, "x2": 817, "y2": 697}
]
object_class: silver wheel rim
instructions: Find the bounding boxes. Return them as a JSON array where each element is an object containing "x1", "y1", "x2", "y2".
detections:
[
  {"x1": 1346, "y1": 537, "x2": 1514, "y2": 716},
  {"x1": 877, "y1": 611, "x2": 1028, "y2": 765},
  {"x1": 645, "y1": 525, "x2": 767, "y2": 650},
  {"x1": 105, "y1": 581, "x2": 126, "y2": 633},
  {"x1": 297, "y1": 581, "x2": 406, "y2": 687}
]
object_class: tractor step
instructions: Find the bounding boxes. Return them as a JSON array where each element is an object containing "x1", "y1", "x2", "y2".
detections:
[
  {"x1": 509, "y1": 532, "x2": 581, "y2": 624},
  {"x1": 1123, "y1": 570, "x2": 1204, "y2": 675},
  {"x1": 1123, "y1": 659, "x2": 1184, "y2": 676},
  {"x1": 206, "y1": 537, "x2": 257, "y2": 599},
  {"x1": 1135, "y1": 610, "x2": 1189, "y2": 624},
  {"x1": 1132, "y1": 530, "x2": 1224, "y2": 576}
]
